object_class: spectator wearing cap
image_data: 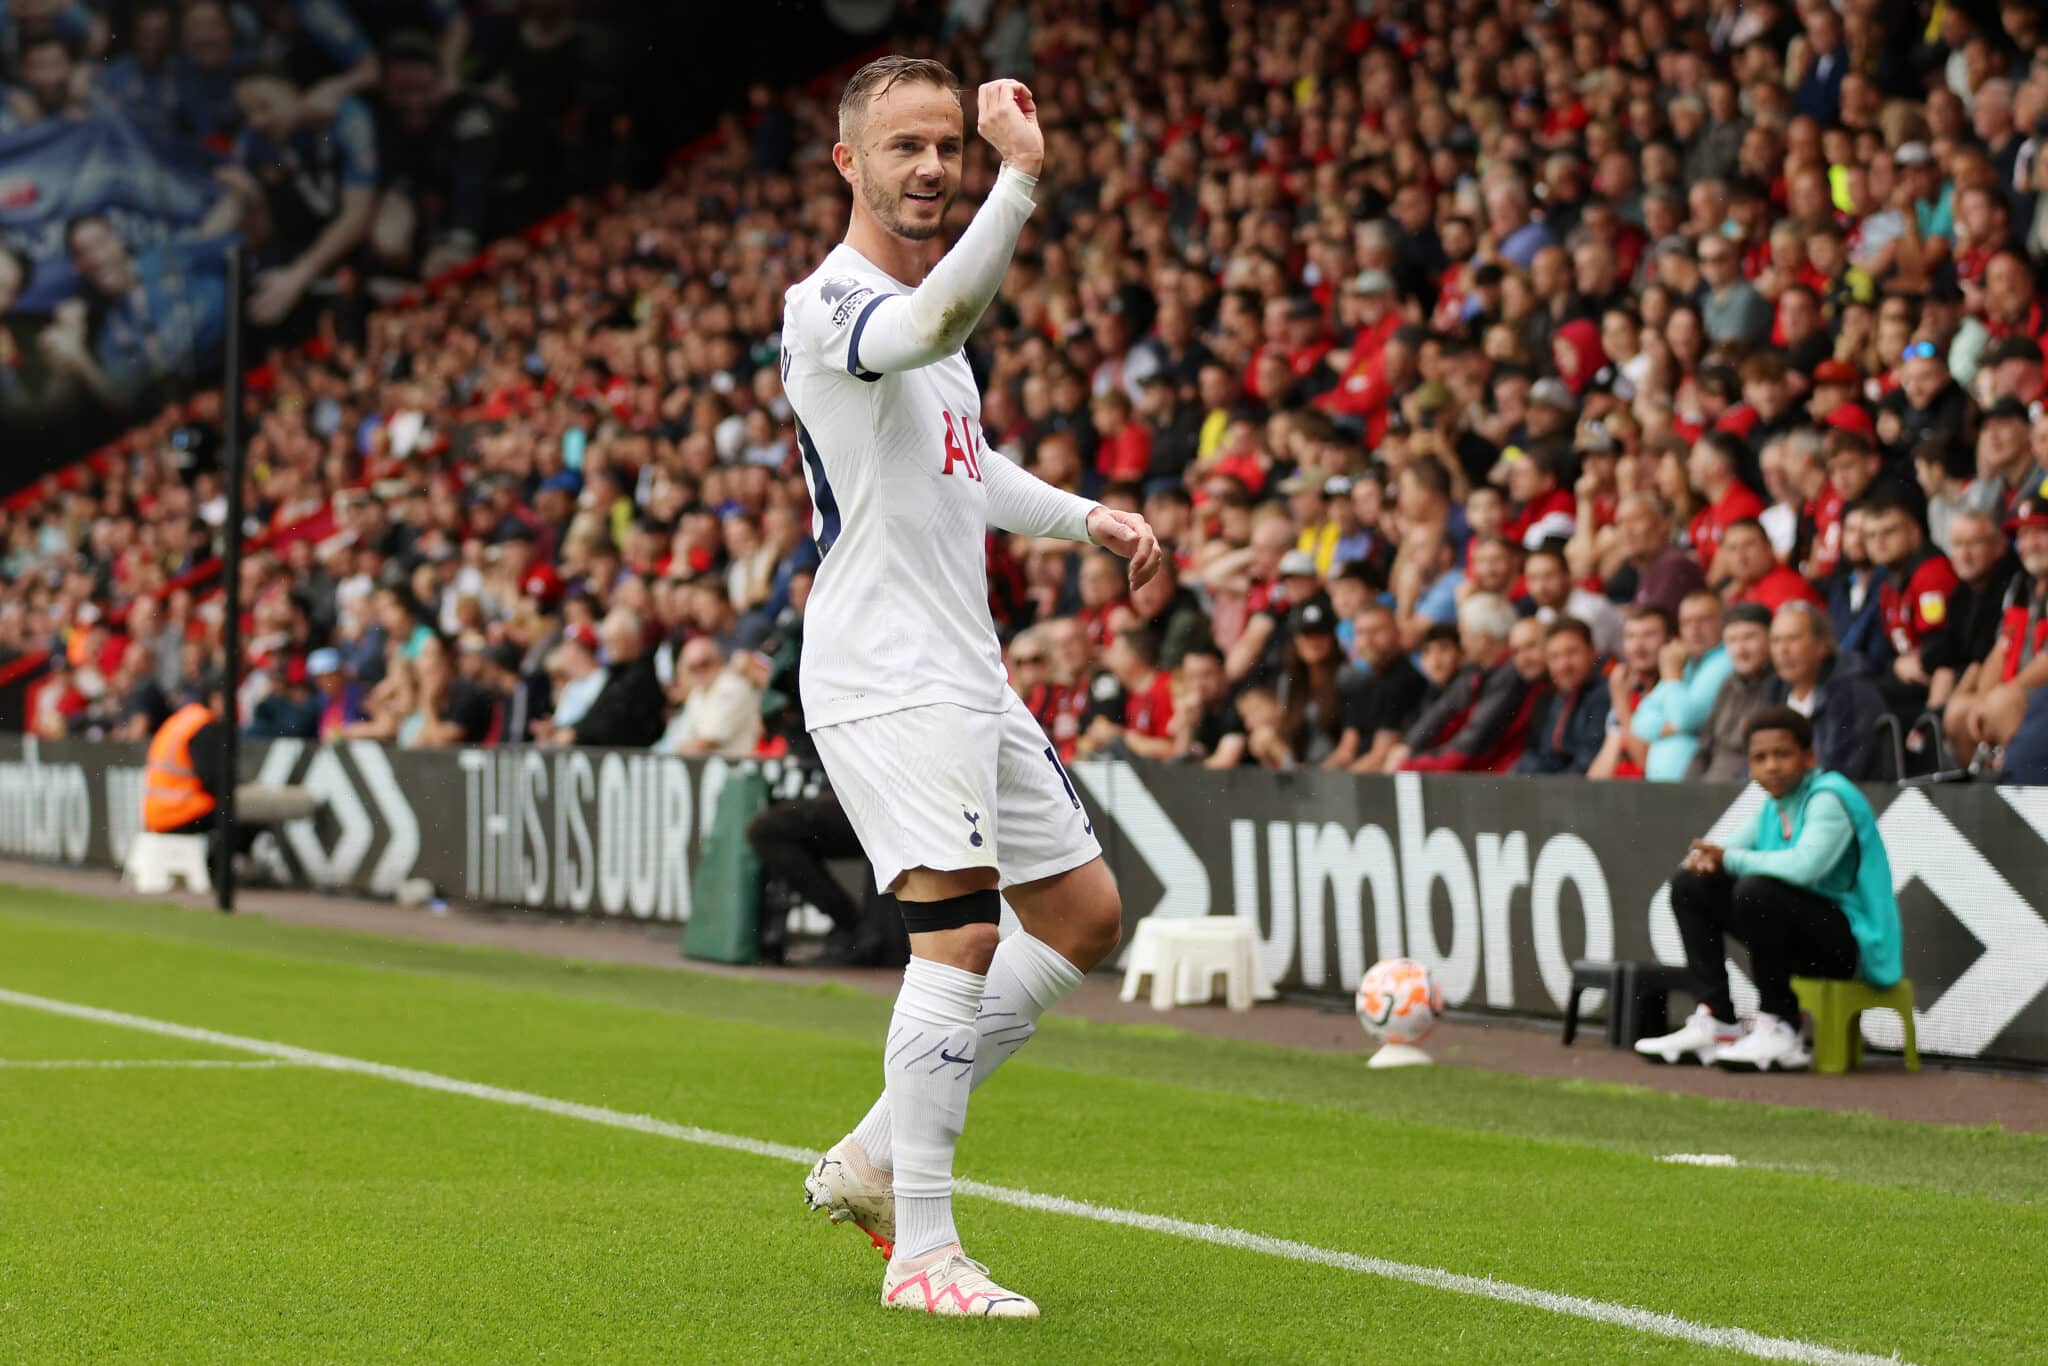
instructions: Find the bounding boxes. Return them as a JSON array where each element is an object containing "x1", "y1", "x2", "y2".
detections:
[
  {"x1": 659, "y1": 636, "x2": 764, "y2": 759},
  {"x1": 1386, "y1": 598, "x2": 1545, "y2": 775},
  {"x1": 309, "y1": 647, "x2": 364, "y2": 741},
  {"x1": 1944, "y1": 498, "x2": 2048, "y2": 766},
  {"x1": 1515, "y1": 618, "x2": 1609, "y2": 776},
  {"x1": 1699, "y1": 233, "x2": 1772, "y2": 346},
  {"x1": 1878, "y1": 342, "x2": 1970, "y2": 463},
  {"x1": 1762, "y1": 601, "x2": 1885, "y2": 781},
  {"x1": 1919, "y1": 508, "x2": 2019, "y2": 725},
  {"x1": 1685, "y1": 603, "x2": 1778, "y2": 782},
  {"x1": 1631, "y1": 590, "x2": 1736, "y2": 782},
  {"x1": 1723, "y1": 518, "x2": 1824, "y2": 615}
]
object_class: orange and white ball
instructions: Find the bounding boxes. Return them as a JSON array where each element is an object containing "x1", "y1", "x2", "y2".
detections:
[{"x1": 1354, "y1": 957, "x2": 1445, "y2": 1046}]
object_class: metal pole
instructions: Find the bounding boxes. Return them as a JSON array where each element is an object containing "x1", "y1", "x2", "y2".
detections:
[{"x1": 216, "y1": 245, "x2": 246, "y2": 913}]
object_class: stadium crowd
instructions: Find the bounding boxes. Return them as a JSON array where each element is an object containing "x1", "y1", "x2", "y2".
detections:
[{"x1": 7, "y1": 0, "x2": 2048, "y2": 788}]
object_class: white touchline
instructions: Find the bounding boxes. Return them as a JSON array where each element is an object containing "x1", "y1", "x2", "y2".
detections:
[
  {"x1": 0, "y1": 1058, "x2": 301, "y2": 1069},
  {"x1": 0, "y1": 987, "x2": 1909, "y2": 1366}
]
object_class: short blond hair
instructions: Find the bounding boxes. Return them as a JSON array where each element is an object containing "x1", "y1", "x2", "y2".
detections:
[{"x1": 838, "y1": 54, "x2": 958, "y2": 146}]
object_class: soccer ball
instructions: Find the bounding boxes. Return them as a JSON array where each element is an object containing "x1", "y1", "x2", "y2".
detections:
[{"x1": 1355, "y1": 958, "x2": 1445, "y2": 1046}]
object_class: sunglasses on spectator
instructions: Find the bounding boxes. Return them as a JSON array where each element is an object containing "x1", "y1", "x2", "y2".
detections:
[{"x1": 1901, "y1": 341, "x2": 1939, "y2": 362}]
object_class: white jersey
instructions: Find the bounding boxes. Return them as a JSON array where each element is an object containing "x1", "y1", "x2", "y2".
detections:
[{"x1": 781, "y1": 243, "x2": 1012, "y2": 729}]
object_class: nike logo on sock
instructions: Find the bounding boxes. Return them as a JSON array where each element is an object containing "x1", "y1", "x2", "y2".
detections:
[{"x1": 938, "y1": 1048, "x2": 976, "y2": 1067}]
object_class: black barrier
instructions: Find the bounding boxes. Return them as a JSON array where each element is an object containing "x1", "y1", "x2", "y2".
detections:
[{"x1": 5, "y1": 735, "x2": 2046, "y2": 1065}]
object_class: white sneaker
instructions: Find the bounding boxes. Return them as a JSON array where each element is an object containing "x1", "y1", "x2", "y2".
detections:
[
  {"x1": 1715, "y1": 1013, "x2": 1811, "y2": 1072},
  {"x1": 1634, "y1": 1005, "x2": 1740, "y2": 1065},
  {"x1": 881, "y1": 1243, "x2": 1039, "y2": 1318},
  {"x1": 803, "y1": 1137, "x2": 894, "y2": 1256}
]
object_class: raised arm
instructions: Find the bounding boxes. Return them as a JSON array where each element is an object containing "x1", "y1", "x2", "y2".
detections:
[{"x1": 843, "y1": 164, "x2": 1039, "y2": 378}]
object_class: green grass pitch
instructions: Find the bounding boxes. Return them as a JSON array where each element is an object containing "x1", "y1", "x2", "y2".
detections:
[{"x1": 1, "y1": 886, "x2": 2043, "y2": 1363}]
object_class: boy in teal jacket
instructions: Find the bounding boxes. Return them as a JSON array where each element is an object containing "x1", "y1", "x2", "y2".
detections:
[{"x1": 1636, "y1": 704, "x2": 1903, "y2": 1071}]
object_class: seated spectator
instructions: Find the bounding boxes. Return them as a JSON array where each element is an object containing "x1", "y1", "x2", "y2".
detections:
[
  {"x1": 1169, "y1": 645, "x2": 1247, "y2": 769},
  {"x1": 1689, "y1": 433, "x2": 1765, "y2": 575},
  {"x1": 1864, "y1": 486, "x2": 1959, "y2": 718},
  {"x1": 1631, "y1": 590, "x2": 1734, "y2": 781},
  {"x1": 1386, "y1": 598, "x2": 1545, "y2": 773},
  {"x1": 1515, "y1": 618, "x2": 1609, "y2": 776},
  {"x1": 1722, "y1": 518, "x2": 1822, "y2": 614},
  {"x1": 1918, "y1": 509, "x2": 2018, "y2": 728},
  {"x1": 563, "y1": 609, "x2": 665, "y2": 749},
  {"x1": 531, "y1": 625, "x2": 605, "y2": 743},
  {"x1": 307, "y1": 647, "x2": 364, "y2": 741},
  {"x1": 1076, "y1": 626, "x2": 1178, "y2": 761},
  {"x1": 1329, "y1": 603, "x2": 1427, "y2": 773},
  {"x1": 1820, "y1": 503, "x2": 1890, "y2": 672},
  {"x1": 339, "y1": 657, "x2": 418, "y2": 741},
  {"x1": 1913, "y1": 437, "x2": 1973, "y2": 555},
  {"x1": 1944, "y1": 498, "x2": 2048, "y2": 767},
  {"x1": 1610, "y1": 492, "x2": 1706, "y2": 615},
  {"x1": 1685, "y1": 604, "x2": 1777, "y2": 783},
  {"x1": 660, "y1": 637, "x2": 765, "y2": 758},
  {"x1": 1390, "y1": 523, "x2": 1463, "y2": 650},
  {"x1": 1261, "y1": 602, "x2": 1347, "y2": 768},
  {"x1": 1589, "y1": 605, "x2": 1673, "y2": 780},
  {"x1": 1762, "y1": 601, "x2": 1885, "y2": 780},
  {"x1": 1115, "y1": 554, "x2": 1207, "y2": 672},
  {"x1": 1024, "y1": 617, "x2": 1094, "y2": 762},
  {"x1": 1520, "y1": 546, "x2": 1621, "y2": 657},
  {"x1": 1502, "y1": 446, "x2": 1575, "y2": 549},
  {"x1": 247, "y1": 656, "x2": 321, "y2": 740},
  {"x1": 1637, "y1": 707, "x2": 1902, "y2": 1072}
]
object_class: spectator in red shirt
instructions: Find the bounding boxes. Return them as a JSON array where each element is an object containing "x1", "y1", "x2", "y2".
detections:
[
  {"x1": 1689, "y1": 431, "x2": 1766, "y2": 576},
  {"x1": 1077, "y1": 624, "x2": 1177, "y2": 761},
  {"x1": 1723, "y1": 518, "x2": 1824, "y2": 614},
  {"x1": 1504, "y1": 446, "x2": 1577, "y2": 549},
  {"x1": 1089, "y1": 389, "x2": 1153, "y2": 484},
  {"x1": 1866, "y1": 486, "x2": 1960, "y2": 713}
]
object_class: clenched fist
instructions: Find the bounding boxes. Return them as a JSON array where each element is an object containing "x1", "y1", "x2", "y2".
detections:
[{"x1": 976, "y1": 79, "x2": 1043, "y2": 178}]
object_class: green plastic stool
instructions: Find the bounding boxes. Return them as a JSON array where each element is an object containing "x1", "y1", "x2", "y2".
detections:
[{"x1": 1791, "y1": 977, "x2": 1919, "y2": 1074}]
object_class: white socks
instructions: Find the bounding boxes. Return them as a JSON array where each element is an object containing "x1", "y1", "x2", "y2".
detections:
[
  {"x1": 856, "y1": 931, "x2": 1085, "y2": 1211},
  {"x1": 883, "y1": 955, "x2": 986, "y2": 1261}
]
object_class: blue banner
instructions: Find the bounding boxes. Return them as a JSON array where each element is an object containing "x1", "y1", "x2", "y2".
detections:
[{"x1": 0, "y1": 110, "x2": 223, "y2": 314}]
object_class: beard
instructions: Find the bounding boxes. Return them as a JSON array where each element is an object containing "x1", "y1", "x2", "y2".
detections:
[{"x1": 861, "y1": 171, "x2": 950, "y2": 242}]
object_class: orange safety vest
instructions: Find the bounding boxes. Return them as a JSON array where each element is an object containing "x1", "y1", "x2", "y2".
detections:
[{"x1": 143, "y1": 703, "x2": 218, "y2": 832}]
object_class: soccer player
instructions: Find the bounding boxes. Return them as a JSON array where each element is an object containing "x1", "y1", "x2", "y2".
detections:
[{"x1": 780, "y1": 57, "x2": 1160, "y2": 1318}]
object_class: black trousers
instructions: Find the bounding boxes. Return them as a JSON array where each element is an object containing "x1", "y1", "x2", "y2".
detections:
[
  {"x1": 1668, "y1": 867, "x2": 1859, "y2": 1021},
  {"x1": 745, "y1": 796, "x2": 868, "y2": 935},
  {"x1": 162, "y1": 813, "x2": 265, "y2": 891}
]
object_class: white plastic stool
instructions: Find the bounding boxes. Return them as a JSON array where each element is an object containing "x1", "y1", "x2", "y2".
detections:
[
  {"x1": 1118, "y1": 917, "x2": 1276, "y2": 1012},
  {"x1": 124, "y1": 832, "x2": 212, "y2": 895}
]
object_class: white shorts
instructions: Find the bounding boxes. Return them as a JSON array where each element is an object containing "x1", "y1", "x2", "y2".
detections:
[{"x1": 811, "y1": 693, "x2": 1102, "y2": 893}]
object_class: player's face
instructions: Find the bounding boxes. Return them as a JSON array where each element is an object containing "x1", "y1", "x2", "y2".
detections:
[{"x1": 850, "y1": 82, "x2": 963, "y2": 243}]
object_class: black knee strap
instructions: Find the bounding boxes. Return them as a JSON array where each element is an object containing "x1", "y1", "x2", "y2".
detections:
[{"x1": 895, "y1": 888, "x2": 1002, "y2": 935}]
